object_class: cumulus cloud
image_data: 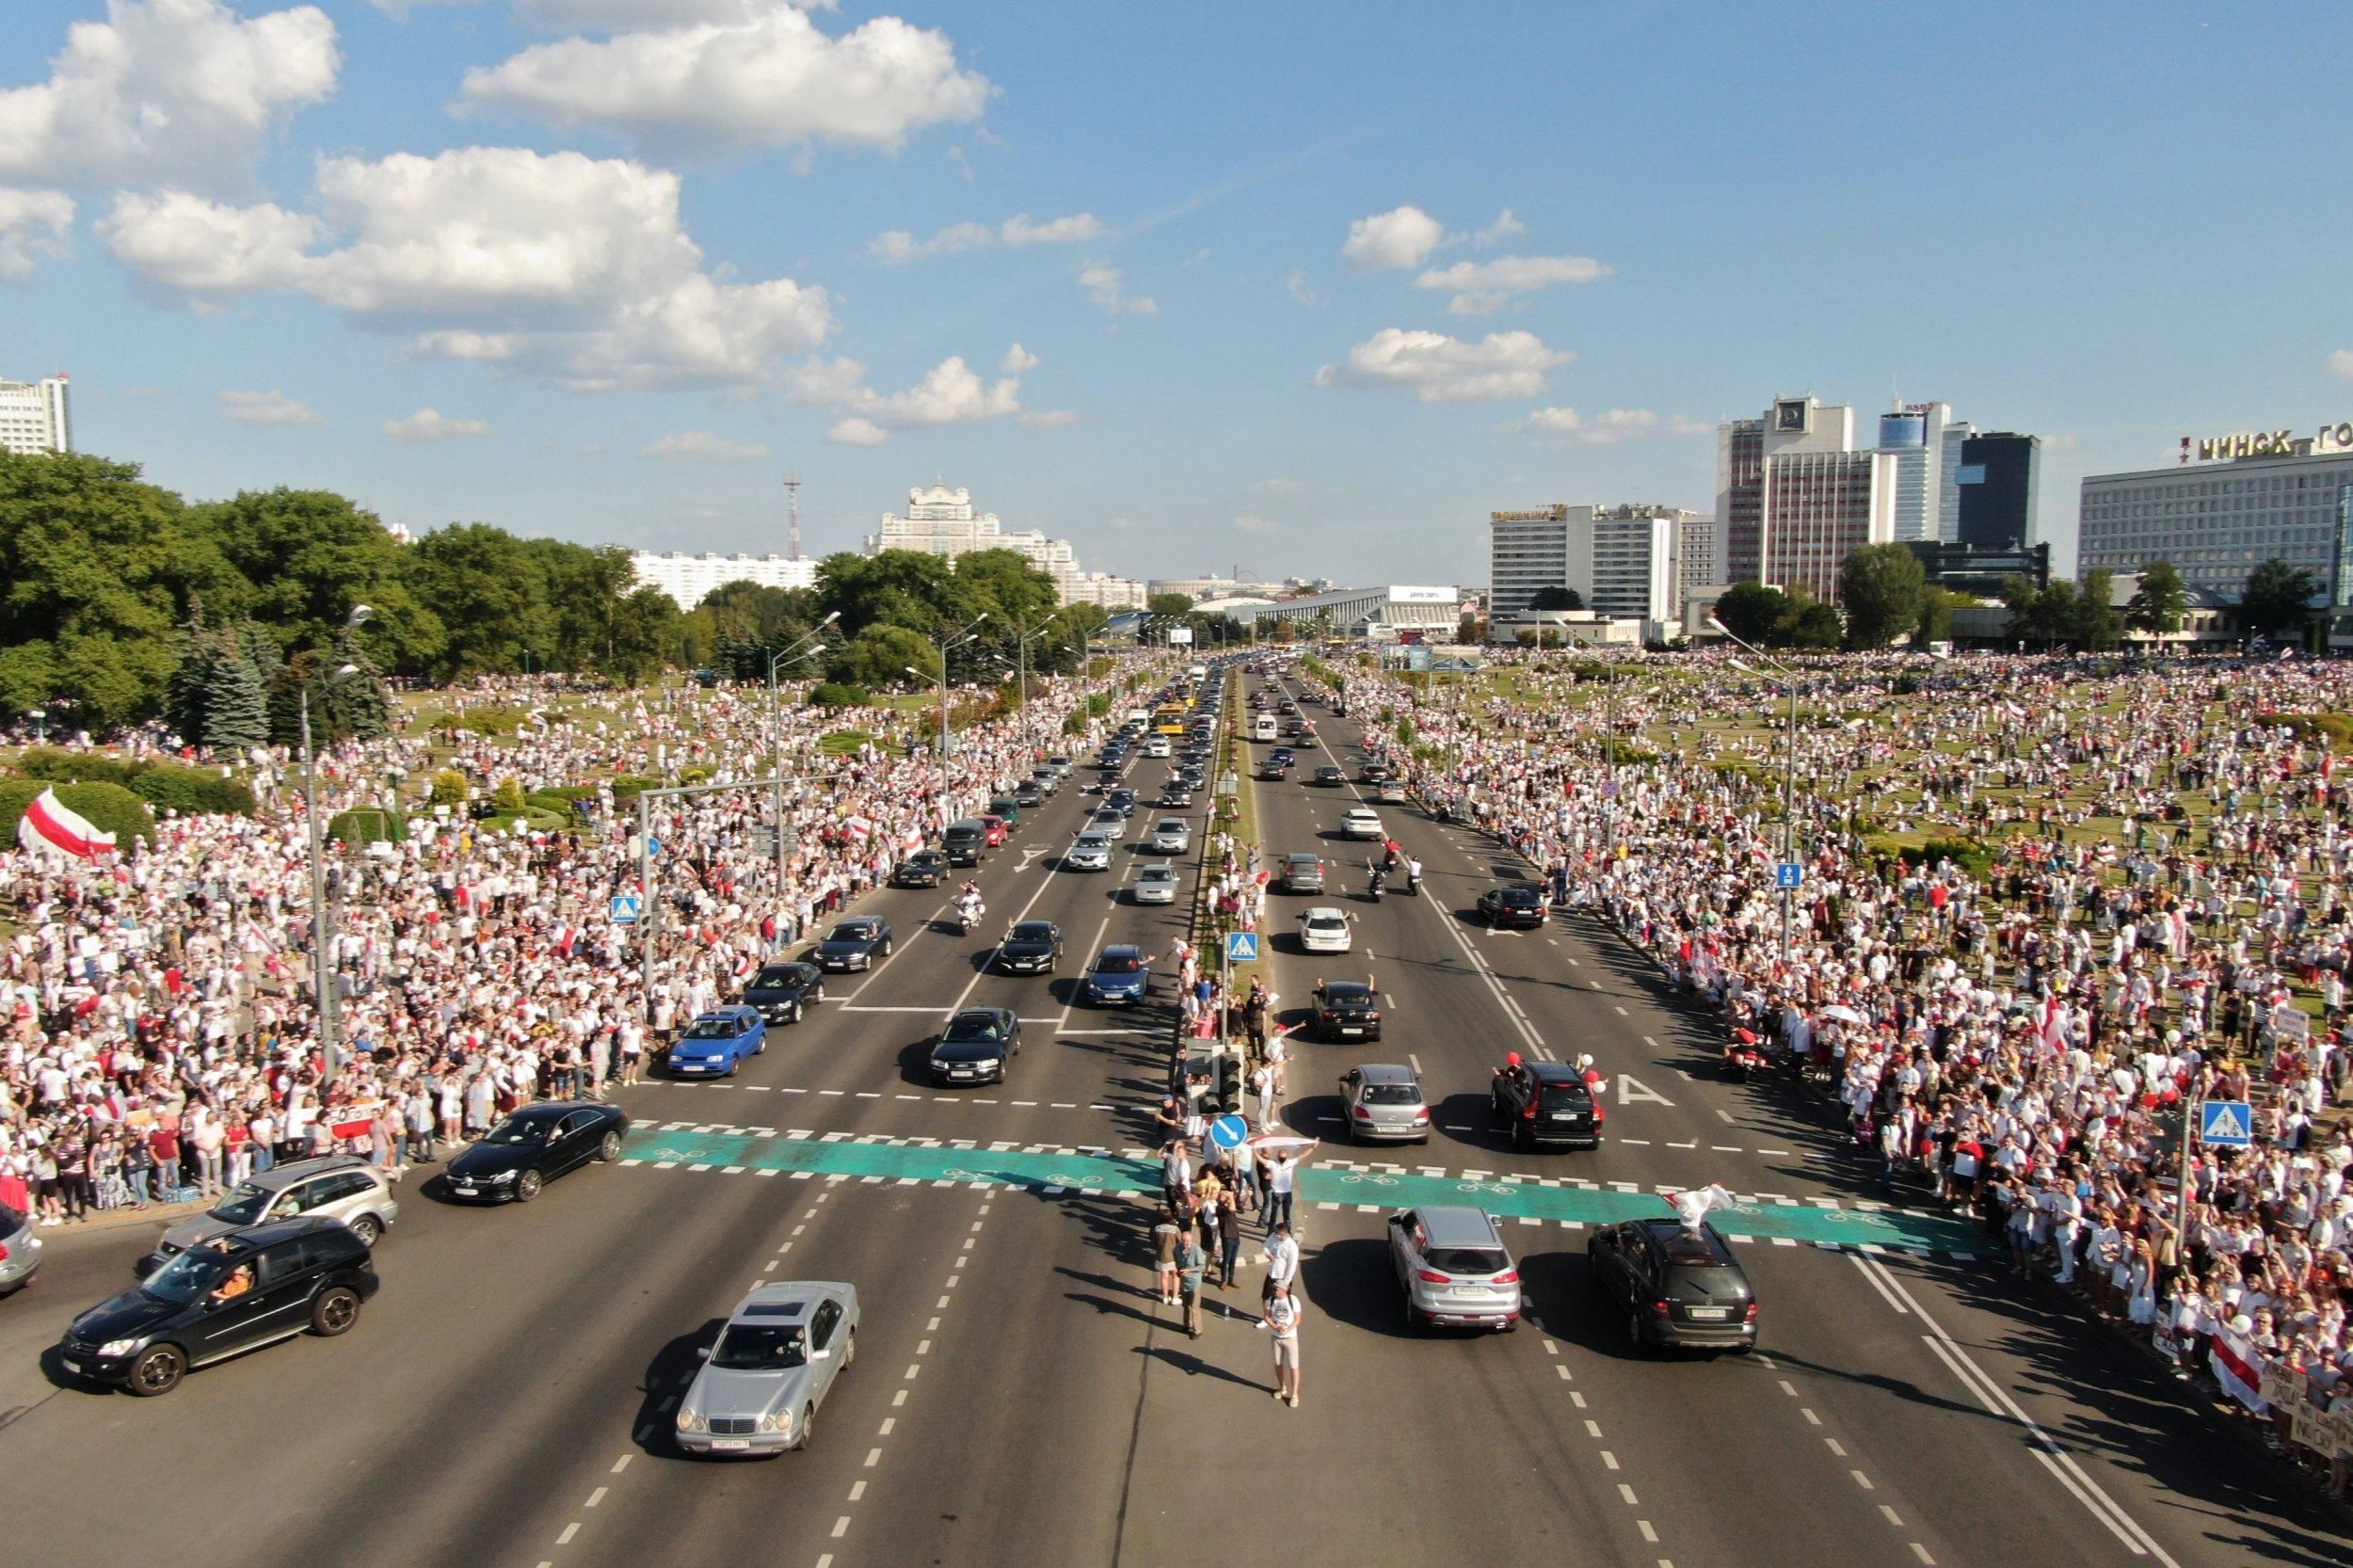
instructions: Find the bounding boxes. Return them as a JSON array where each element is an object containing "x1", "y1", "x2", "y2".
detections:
[
  {"x1": 0, "y1": 189, "x2": 72, "y2": 281},
  {"x1": 1474, "y1": 208, "x2": 1525, "y2": 247},
  {"x1": 641, "y1": 430, "x2": 767, "y2": 461},
  {"x1": 821, "y1": 353, "x2": 1022, "y2": 444},
  {"x1": 869, "y1": 211, "x2": 1100, "y2": 262},
  {"x1": 1341, "y1": 204, "x2": 1444, "y2": 272},
  {"x1": 2329, "y1": 349, "x2": 2353, "y2": 380},
  {"x1": 515, "y1": 0, "x2": 821, "y2": 24},
  {"x1": 1506, "y1": 407, "x2": 1708, "y2": 444},
  {"x1": 218, "y1": 388, "x2": 323, "y2": 425},
  {"x1": 1080, "y1": 261, "x2": 1154, "y2": 315},
  {"x1": 384, "y1": 408, "x2": 490, "y2": 441},
  {"x1": 460, "y1": 5, "x2": 991, "y2": 155},
  {"x1": 825, "y1": 416, "x2": 888, "y2": 445},
  {"x1": 0, "y1": 0, "x2": 339, "y2": 196},
  {"x1": 101, "y1": 147, "x2": 835, "y2": 392},
  {"x1": 1232, "y1": 514, "x2": 1278, "y2": 534},
  {"x1": 1000, "y1": 344, "x2": 1039, "y2": 375},
  {"x1": 1416, "y1": 253, "x2": 1610, "y2": 315},
  {"x1": 1313, "y1": 328, "x2": 1571, "y2": 404}
]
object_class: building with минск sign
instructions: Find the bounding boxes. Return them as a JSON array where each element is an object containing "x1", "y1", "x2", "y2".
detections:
[{"x1": 2077, "y1": 421, "x2": 2353, "y2": 605}]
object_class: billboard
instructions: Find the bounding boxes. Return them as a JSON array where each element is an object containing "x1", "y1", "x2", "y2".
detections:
[{"x1": 1166, "y1": 626, "x2": 1193, "y2": 645}]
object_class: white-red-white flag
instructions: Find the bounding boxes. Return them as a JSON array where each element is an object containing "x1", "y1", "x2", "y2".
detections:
[
  {"x1": 1666, "y1": 1184, "x2": 1737, "y2": 1230},
  {"x1": 19, "y1": 789, "x2": 115, "y2": 859}
]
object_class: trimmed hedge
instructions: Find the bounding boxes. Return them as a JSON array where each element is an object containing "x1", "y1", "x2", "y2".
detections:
[
  {"x1": 129, "y1": 763, "x2": 257, "y2": 817},
  {"x1": 475, "y1": 808, "x2": 568, "y2": 835},
  {"x1": 12, "y1": 747, "x2": 141, "y2": 787},
  {"x1": 808, "y1": 682, "x2": 871, "y2": 710},
  {"x1": 608, "y1": 774, "x2": 659, "y2": 802},
  {"x1": 328, "y1": 807, "x2": 408, "y2": 845}
]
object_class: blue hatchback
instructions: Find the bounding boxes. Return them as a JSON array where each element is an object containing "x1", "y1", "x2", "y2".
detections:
[
  {"x1": 668, "y1": 1006, "x2": 767, "y2": 1078},
  {"x1": 1083, "y1": 945, "x2": 1152, "y2": 1006}
]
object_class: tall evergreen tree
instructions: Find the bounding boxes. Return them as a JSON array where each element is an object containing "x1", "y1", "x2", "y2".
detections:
[
  {"x1": 202, "y1": 632, "x2": 271, "y2": 752},
  {"x1": 165, "y1": 604, "x2": 219, "y2": 745},
  {"x1": 330, "y1": 632, "x2": 394, "y2": 742}
]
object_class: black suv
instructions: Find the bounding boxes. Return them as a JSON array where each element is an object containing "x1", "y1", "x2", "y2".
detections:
[
  {"x1": 893, "y1": 850, "x2": 949, "y2": 888},
  {"x1": 996, "y1": 920, "x2": 1063, "y2": 975},
  {"x1": 59, "y1": 1218, "x2": 378, "y2": 1397},
  {"x1": 1587, "y1": 1218, "x2": 1757, "y2": 1353},
  {"x1": 1310, "y1": 979, "x2": 1382, "y2": 1041},
  {"x1": 1491, "y1": 1061, "x2": 1602, "y2": 1149},
  {"x1": 743, "y1": 960, "x2": 824, "y2": 1025},
  {"x1": 1477, "y1": 885, "x2": 1549, "y2": 930}
]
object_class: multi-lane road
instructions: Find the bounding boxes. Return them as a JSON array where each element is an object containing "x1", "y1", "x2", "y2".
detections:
[{"x1": 1, "y1": 664, "x2": 2345, "y2": 1568}]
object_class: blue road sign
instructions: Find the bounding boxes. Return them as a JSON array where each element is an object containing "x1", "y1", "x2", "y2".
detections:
[
  {"x1": 2199, "y1": 1100, "x2": 2253, "y2": 1148},
  {"x1": 1774, "y1": 862, "x2": 1803, "y2": 890},
  {"x1": 1209, "y1": 1113, "x2": 1249, "y2": 1151},
  {"x1": 608, "y1": 894, "x2": 643, "y2": 925},
  {"x1": 1224, "y1": 931, "x2": 1260, "y2": 964}
]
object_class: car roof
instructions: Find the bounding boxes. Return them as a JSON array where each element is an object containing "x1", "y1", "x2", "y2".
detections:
[
  {"x1": 1008, "y1": 920, "x2": 1057, "y2": 934},
  {"x1": 1100, "y1": 944, "x2": 1144, "y2": 960},
  {"x1": 732, "y1": 1280, "x2": 852, "y2": 1318},
  {"x1": 1138, "y1": 865, "x2": 1177, "y2": 877},
  {"x1": 694, "y1": 1005, "x2": 760, "y2": 1022},
  {"x1": 1353, "y1": 1063, "x2": 1417, "y2": 1085},
  {"x1": 238, "y1": 1153, "x2": 370, "y2": 1192},
  {"x1": 831, "y1": 917, "x2": 882, "y2": 931},
  {"x1": 1415, "y1": 1207, "x2": 1502, "y2": 1246},
  {"x1": 1323, "y1": 980, "x2": 1373, "y2": 995},
  {"x1": 949, "y1": 1007, "x2": 1013, "y2": 1027},
  {"x1": 1495, "y1": 883, "x2": 1543, "y2": 897},
  {"x1": 1302, "y1": 905, "x2": 1346, "y2": 920},
  {"x1": 1287, "y1": 852, "x2": 1321, "y2": 863},
  {"x1": 1637, "y1": 1218, "x2": 1739, "y2": 1263},
  {"x1": 1529, "y1": 1062, "x2": 1584, "y2": 1084},
  {"x1": 1076, "y1": 829, "x2": 1110, "y2": 842}
]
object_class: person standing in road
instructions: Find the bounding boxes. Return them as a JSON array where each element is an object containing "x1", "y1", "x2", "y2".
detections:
[
  {"x1": 1265, "y1": 1140, "x2": 1314, "y2": 1234},
  {"x1": 1152, "y1": 1208, "x2": 1182, "y2": 1305},
  {"x1": 1261, "y1": 1283, "x2": 1302, "y2": 1408},
  {"x1": 1262, "y1": 1219, "x2": 1300, "y2": 1304},
  {"x1": 1162, "y1": 1137, "x2": 1193, "y2": 1216},
  {"x1": 1251, "y1": 1062, "x2": 1276, "y2": 1129},
  {"x1": 1176, "y1": 1224, "x2": 1206, "y2": 1338}
]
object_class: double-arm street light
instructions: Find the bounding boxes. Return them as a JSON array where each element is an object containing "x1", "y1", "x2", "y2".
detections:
[
  {"x1": 302, "y1": 604, "x2": 372, "y2": 1081},
  {"x1": 904, "y1": 612, "x2": 988, "y2": 818},
  {"x1": 1708, "y1": 616, "x2": 1802, "y2": 971},
  {"x1": 1005, "y1": 616, "x2": 1055, "y2": 712},
  {"x1": 764, "y1": 611, "x2": 841, "y2": 885}
]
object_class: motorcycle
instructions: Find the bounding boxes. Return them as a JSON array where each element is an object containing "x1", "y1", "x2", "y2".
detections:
[
  {"x1": 1403, "y1": 863, "x2": 1423, "y2": 896},
  {"x1": 1723, "y1": 1028, "x2": 1768, "y2": 1082},
  {"x1": 1367, "y1": 866, "x2": 1385, "y2": 903},
  {"x1": 954, "y1": 900, "x2": 984, "y2": 936}
]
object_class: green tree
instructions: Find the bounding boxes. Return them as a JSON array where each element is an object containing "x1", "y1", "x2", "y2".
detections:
[
  {"x1": 1145, "y1": 592, "x2": 1196, "y2": 617},
  {"x1": 1786, "y1": 601, "x2": 1844, "y2": 648},
  {"x1": 1529, "y1": 585, "x2": 1584, "y2": 612},
  {"x1": 2073, "y1": 569, "x2": 2121, "y2": 651},
  {"x1": 329, "y1": 631, "x2": 394, "y2": 742},
  {"x1": 816, "y1": 551, "x2": 969, "y2": 637},
  {"x1": 403, "y1": 523, "x2": 555, "y2": 679},
  {"x1": 165, "y1": 606, "x2": 223, "y2": 744},
  {"x1": 602, "y1": 586, "x2": 682, "y2": 683},
  {"x1": 202, "y1": 632, "x2": 271, "y2": 752},
  {"x1": 954, "y1": 548, "x2": 1060, "y2": 632},
  {"x1": 2240, "y1": 556, "x2": 2323, "y2": 639},
  {"x1": 2123, "y1": 560, "x2": 2188, "y2": 635},
  {"x1": 1914, "y1": 586, "x2": 1963, "y2": 648},
  {"x1": 191, "y1": 487, "x2": 443, "y2": 672},
  {"x1": 830, "y1": 624, "x2": 939, "y2": 689},
  {"x1": 2025, "y1": 579, "x2": 2080, "y2": 647},
  {"x1": 1710, "y1": 582, "x2": 1790, "y2": 647},
  {"x1": 1836, "y1": 543, "x2": 1927, "y2": 649}
]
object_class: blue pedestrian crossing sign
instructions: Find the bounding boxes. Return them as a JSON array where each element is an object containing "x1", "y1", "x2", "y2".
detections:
[
  {"x1": 1224, "y1": 931, "x2": 1259, "y2": 964},
  {"x1": 1774, "y1": 862, "x2": 1803, "y2": 890},
  {"x1": 2199, "y1": 1100, "x2": 2252, "y2": 1148},
  {"x1": 1209, "y1": 1113, "x2": 1249, "y2": 1151},
  {"x1": 608, "y1": 893, "x2": 643, "y2": 925}
]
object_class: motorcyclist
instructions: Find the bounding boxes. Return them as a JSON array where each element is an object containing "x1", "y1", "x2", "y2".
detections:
[
  {"x1": 1405, "y1": 856, "x2": 1423, "y2": 891},
  {"x1": 1367, "y1": 860, "x2": 1385, "y2": 899},
  {"x1": 954, "y1": 882, "x2": 984, "y2": 929}
]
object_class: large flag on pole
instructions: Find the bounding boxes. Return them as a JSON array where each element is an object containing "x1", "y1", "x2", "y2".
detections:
[{"x1": 18, "y1": 789, "x2": 115, "y2": 859}]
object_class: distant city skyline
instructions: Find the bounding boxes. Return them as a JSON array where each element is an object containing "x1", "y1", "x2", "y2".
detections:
[{"x1": 6, "y1": 2, "x2": 2350, "y2": 583}]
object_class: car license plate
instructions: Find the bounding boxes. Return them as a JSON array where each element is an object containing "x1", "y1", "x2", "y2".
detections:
[
  {"x1": 63, "y1": 1359, "x2": 82, "y2": 1374},
  {"x1": 1340, "y1": 1026, "x2": 1362, "y2": 1035},
  {"x1": 1688, "y1": 1306, "x2": 1729, "y2": 1320},
  {"x1": 1550, "y1": 1113, "x2": 1577, "y2": 1122},
  {"x1": 710, "y1": 1439, "x2": 750, "y2": 1450}
]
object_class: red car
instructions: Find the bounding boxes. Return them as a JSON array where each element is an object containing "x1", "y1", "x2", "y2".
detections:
[{"x1": 978, "y1": 815, "x2": 1009, "y2": 847}]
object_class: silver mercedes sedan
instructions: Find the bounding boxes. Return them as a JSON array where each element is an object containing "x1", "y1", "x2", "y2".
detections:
[{"x1": 676, "y1": 1281, "x2": 859, "y2": 1455}]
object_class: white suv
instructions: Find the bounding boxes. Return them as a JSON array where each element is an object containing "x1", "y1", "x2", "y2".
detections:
[{"x1": 1341, "y1": 808, "x2": 1385, "y2": 840}]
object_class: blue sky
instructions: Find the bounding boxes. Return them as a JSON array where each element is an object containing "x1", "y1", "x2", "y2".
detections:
[{"x1": 5, "y1": 0, "x2": 2348, "y2": 584}]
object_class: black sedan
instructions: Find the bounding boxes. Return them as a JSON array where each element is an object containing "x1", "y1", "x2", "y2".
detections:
[
  {"x1": 743, "y1": 960, "x2": 824, "y2": 1025},
  {"x1": 1311, "y1": 979, "x2": 1383, "y2": 1041},
  {"x1": 812, "y1": 916, "x2": 894, "y2": 971},
  {"x1": 996, "y1": 920, "x2": 1063, "y2": 975},
  {"x1": 57, "y1": 1218, "x2": 376, "y2": 1397},
  {"x1": 892, "y1": 851, "x2": 949, "y2": 889},
  {"x1": 1588, "y1": 1217, "x2": 1758, "y2": 1353},
  {"x1": 929, "y1": 1007, "x2": 1021, "y2": 1085},
  {"x1": 443, "y1": 1101, "x2": 631, "y2": 1204},
  {"x1": 1477, "y1": 885, "x2": 1549, "y2": 930}
]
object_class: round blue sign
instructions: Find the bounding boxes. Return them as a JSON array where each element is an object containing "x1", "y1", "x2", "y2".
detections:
[{"x1": 1209, "y1": 1113, "x2": 1248, "y2": 1150}]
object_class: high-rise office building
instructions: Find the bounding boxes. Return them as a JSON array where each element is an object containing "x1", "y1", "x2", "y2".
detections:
[
  {"x1": 1949, "y1": 432, "x2": 2041, "y2": 550},
  {"x1": 1671, "y1": 513, "x2": 1721, "y2": 600},
  {"x1": 1760, "y1": 448, "x2": 1899, "y2": 600},
  {"x1": 1717, "y1": 395, "x2": 1856, "y2": 583},
  {"x1": 1487, "y1": 504, "x2": 1572, "y2": 619},
  {"x1": 1876, "y1": 402, "x2": 1957, "y2": 544},
  {"x1": 0, "y1": 375, "x2": 71, "y2": 456}
]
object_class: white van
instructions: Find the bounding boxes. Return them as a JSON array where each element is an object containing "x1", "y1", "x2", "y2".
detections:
[{"x1": 1251, "y1": 713, "x2": 1279, "y2": 742}]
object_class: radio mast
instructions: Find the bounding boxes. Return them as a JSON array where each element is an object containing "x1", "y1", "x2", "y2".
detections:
[{"x1": 783, "y1": 472, "x2": 803, "y2": 560}]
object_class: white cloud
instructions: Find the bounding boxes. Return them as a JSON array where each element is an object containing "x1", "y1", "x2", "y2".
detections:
[
  {"x1": 824, "y1": 415, "x2": 888, "y2": 445},
  {"x1": 1080, "y1": 261, "x2": 1154, "y2": 315},
  {"x1": 1017, "y1": 408, "x2": 1078, "y2": 428},
  {"x1": 1416, "y1": 253, "x2": 1610, "y2": 315},
  {"x1": 218, "y1": 388, "x2": 323, "y2": 426},
  {"x1": 383, "y1": 408, "x2": 490, "y2": 441},
  {"x1": 1249, "y1": 477, "x2": 1308, "y2": 493},
  {"x1": 1474, "y1": 208, "x2": 1524, "y2": 247},
  {"x1": 808, "y1": 345, "x2": 1037, "y2": 443},
  {"x1": 101, "y1": 148, "x2": 835, "y2": 392},
  {"x1": 870, "y1": 211, "x2": 1100, "y2": 262},
  {"x1": 2329, "y1": 349, "x2": 2353, "y2": 381},
  {"x1": 1286, "y1": 269, "x2": 1318, "y2": 307},
  {"x1": 514, "y1": 1, "x2": 824, "y2": 24},
  {"x1": 1506, "y1": 407, "x2": 1709, "y2": 444},
  {"x1": 1314, "y1": 328, "x2": 1571, "y2": 404},
  {"x1": 1000, "y1": 343, "x2": 1039, "y2": 375},
  {"x1": 1232, "y1": 514, "x2": 1279, "y2": 534},
  {"x1": 641, "y1": 430, "x2": 767, "y2": 461},
  {"x1": 0, "y1": 0, "x2": 339, "y2": 196},
  {"x1": 0, "y1": 189, "x2": 72, "y2": 281},
  {"x1": 1341, "y1": 204, "x2": 1443, "y2": 272},
  {"x1": 460, "y1": 6, "x2": 991, "y2": 154}
]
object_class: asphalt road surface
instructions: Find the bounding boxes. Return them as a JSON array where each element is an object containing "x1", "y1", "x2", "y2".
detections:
[{"x1": 1, "y1": 666, "x2": 2345, "y2": 1568}]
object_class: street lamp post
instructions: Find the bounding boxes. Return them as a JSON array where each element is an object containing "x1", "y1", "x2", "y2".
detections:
[
  {"x1": 764, "y1": 612, "x2": 841, "y2": 888},
  {"x1": 908, "y1": 612, "x2": 987, "y2": 819},
  {"x1": 27, "y1": 708, "x2": 44, "y2": 746},
  {"x1": 1711, "y1": 616, "x2": 1801, "y2": 973},
  {"x1": 302, "y1": 604, "x2": 372, "y2": 1082}
]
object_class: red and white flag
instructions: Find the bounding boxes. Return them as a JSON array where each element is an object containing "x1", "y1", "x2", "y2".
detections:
[
  {"x1": 1666, "y1": 1184, "x2": 1737, "y2": 1230},
  {"x1": 2208, "y1": 1324, "x2": 2268, "y2": 1414},
  {"x1": 18, "y1": 788, "x2": 116, "y2": 860}
]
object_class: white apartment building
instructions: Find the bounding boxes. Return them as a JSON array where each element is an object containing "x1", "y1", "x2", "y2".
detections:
[
  {"x1": 866, "y1": 484, "x2": 1144, "y2": 607},
  {"x1": 1759, "y1": 448, "x2": 1899, "y2": 600},
  {"x1": 1488, "y1": 505, "x2": 1572, "y2": 619},
  {"x1": 1672, "y1": 513, "x2": 1721, "y2": 600},
  {"x1": 630, "y1": 552, "x2": 819, "y2": 610},
  {"x1": 1490, "y1": 504, "x2": 1698, "y2": 622},
  {"x1": 1717, "y1": 396, "x2": 1856, "y2": 584},
  {"x1": 0, "y1": 375, "x2": 71, "y2": 456},
  {"x1": 2080, "y1": 420, "x2": 2353, "y2": 603}
]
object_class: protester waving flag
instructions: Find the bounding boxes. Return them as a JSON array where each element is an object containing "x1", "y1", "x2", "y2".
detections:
[
  {"x1": 1666, "y1": 1185, "x2": 1737, "y2": 1231},
  {"x1": 18, "y1": 789, "x2": 116, "y2": 860}
]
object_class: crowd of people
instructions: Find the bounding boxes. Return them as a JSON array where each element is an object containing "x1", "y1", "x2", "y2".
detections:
[
  {"x1": 0, "y1": 664, "x2": 1155, "y2": 1226},
  {"x1": 1340, "y1": 648, "x2": 2353, "y2": 1474}
]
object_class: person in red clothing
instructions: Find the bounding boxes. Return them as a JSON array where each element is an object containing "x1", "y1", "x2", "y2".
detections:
[{"x1": 148, "y1": 1119, "x2": 182, "y2": 1198}]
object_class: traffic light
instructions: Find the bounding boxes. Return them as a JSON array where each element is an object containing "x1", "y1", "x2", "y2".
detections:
[{"x1": 1217, "y1": 1052, "x2": 1243, "y2": 1114}]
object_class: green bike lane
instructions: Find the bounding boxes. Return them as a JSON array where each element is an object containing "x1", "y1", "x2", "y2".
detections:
[{"x1": 616, "y1": 1126, "x2": 1986, "y2": 1254}]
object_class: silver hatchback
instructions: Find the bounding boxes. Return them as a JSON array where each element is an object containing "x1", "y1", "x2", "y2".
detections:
[
  {"x1": 146, "y1": 1155, "x2": 399, "y2": 1272},
  {"x1": 1338, "y1": 1064, "x2": 1429, "y2": 1144},
  {"x1": 1386, "y1": 1206, "x2": 1522, "y2": 1333}
]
